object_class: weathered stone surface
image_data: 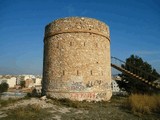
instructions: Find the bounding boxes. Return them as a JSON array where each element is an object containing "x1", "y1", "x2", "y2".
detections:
[{"x1": 42, "y1": 17, "x2": 112, "y2": 101}]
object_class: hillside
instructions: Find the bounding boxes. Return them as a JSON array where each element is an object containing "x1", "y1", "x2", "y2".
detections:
[{"x1": 0, "y1": 95, "x2": 160, "y2": 120}]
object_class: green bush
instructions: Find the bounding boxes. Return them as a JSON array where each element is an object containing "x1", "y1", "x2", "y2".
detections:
[{"x1": 0, "y1": 82, "x2": 9, "y2": 93}]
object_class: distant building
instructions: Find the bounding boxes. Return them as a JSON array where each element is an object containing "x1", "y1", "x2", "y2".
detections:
[
  {"x1": 111, "y1": 75, "x2": 128, "y2": 96},
  {"x1": 112, "y1": 75, "x2": 121, "y2": 81},
  {"x1": 0, "y1": 77, "x2": 16, "y2": 88},
  {"x1": 25, "y1": 78, "x2": 42, "y2": 88},
  {"x1": 0, "y1": 74, "x2": 42, "y2": 89},
  {"x1": 153, "y1": 78, "x2": 160, "y2": 87},
  {"x1": 23, "y1": 75, "x2": 35, "y2": 80},
  {"x1": 34, "y1": 78, "x2": 42, "y2": 86},
  {"x1": 25, "y1": 79, "x2": 34, "y2": 88},
  {"x1": 111, "y1": 80, "x2": 120, "y2": 93},
  {"x1": 111, "y1": 75, "x2": 122, "y2": 94}
]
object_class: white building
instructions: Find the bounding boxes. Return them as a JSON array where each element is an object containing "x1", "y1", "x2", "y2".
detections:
[
  {"x1": 111, "y1": 75, "x2": 122, "y2": 93},
  {"x1": 22, "y1": 74, "x2": 36, "y2": 81},
  {"x1": 0, "y1": 75, "x2": 42, "y2": 89},
  {"x1": 111, "y1": 80, "x2": 120, "y2": 92},
  {"x1": 0, "y1": 77, "x2": 16, "y2": 88},
  {"x1": 34, "y1": 78, "x2": 42, "y2": 86},
  {"x1": 153, "y1": 78, "x2": 160, "y2": 87}
]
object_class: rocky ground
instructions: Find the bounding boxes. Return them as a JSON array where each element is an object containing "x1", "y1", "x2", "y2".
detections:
[{"x1": 0, "y1": 96, "x2": 160, "y2": 120}]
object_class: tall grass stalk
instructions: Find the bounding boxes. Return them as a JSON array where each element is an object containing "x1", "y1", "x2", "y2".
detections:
[{"x1": 127, "y1": 94, "x2": 160, "y2": 115}]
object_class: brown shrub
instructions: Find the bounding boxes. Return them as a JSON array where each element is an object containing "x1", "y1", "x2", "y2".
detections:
[{"x1": 126, "y1": 94, "x2": 160, "y2": 115}]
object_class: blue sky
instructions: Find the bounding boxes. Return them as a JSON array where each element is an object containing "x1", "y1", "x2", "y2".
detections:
[{"x1": 0, "y1": 0, "x2": 160, "y2": 75}]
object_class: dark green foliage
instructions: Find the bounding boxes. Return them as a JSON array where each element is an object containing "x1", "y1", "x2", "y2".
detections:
[
  {"x1": 25, "y1": 92, "x2": 32, "y2": 98},
  {"x1": 25, "y1": 89, "x2": 41, "y2": 98},
  {"x1": 117, "y1": 55, "x2": 160, "y2": 94},
  {"x1": 0, "y1": 82, "x2": 9, "y2": 93},
  {"x1": 31, "y1": 88, "x2": 41, "y2": 97},
  {"x1": 20, "y1": 80, "x2": 25, "y2": 88}
]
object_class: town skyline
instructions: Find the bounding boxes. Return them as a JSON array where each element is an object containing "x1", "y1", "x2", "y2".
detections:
[{"x1": 0, "y1": 0, "x2": 160, "y2": 75}]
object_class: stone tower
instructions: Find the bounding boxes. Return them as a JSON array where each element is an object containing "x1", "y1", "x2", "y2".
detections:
[{"x1": 42, "y1": 17, "x2": 112, "y2": 101}]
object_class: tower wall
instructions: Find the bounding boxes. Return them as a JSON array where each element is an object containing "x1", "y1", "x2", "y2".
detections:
[{"x1": 42, "y1": 17, "x2": 112, "y2": 101}]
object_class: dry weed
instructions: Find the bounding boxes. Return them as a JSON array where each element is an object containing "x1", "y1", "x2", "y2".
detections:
[{"x1": 127, "y1": 94, "x2": 160, "y2": 115}]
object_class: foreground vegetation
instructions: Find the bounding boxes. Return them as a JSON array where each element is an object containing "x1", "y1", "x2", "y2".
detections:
[
  {"x1": 1, "y1": 104, "x2": 51, "y2": 120},
  {"x1": 1, "y1": 94, "x2": 160, "y2": 120},
  {"x1": 0, "y1": 98, "x2": 19, "y2": 107},
  {"x1": 117, "y1": 54, "x2": 160, "y2": 94},
  {"x1": 126, "y1": 94, "x2": 160, "y2": 116},
  {"x1": 0, "y1": 82, "x2": 9, "y2": 93}
]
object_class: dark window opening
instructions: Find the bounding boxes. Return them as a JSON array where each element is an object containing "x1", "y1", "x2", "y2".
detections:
[
  {"x1": 91, "y1": 70, "x2": 93, "y2": 75},
  {"x1": 63, "y1": 70, "x2": 65, "y2": 75},
  {"x1": 95, "y1": 43, "x2": 98, "y2": 47},
  {"x1": 57, "y1": 42, "x2": 59, "y2": 48},
  {"x1": 101, "y1": 71, "x2": 103, "y2": 76},
  {"x1": 70, "y1": 42, "x2": 72, "y2": 46},
  {"x1": 84, "y1": 42, "x2": 85, "y2": 46},
  {"x1": 77, "y1": 70, "x2": 79, "y2": 75}
]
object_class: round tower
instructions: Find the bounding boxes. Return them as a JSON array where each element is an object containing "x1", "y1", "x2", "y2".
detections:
[{"x1": 42, "y1": 17, "x2": 112, "y2": 101}]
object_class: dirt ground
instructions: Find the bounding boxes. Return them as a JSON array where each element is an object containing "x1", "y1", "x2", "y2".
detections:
[{"x1": 0, "y1": 96, "x2": 160, "y2": 120}]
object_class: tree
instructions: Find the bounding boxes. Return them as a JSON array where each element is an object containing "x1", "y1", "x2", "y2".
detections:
[
  {"x1": 0, "y1": 82, "x2": 9, "y2": 93},
  {"x1": 20, "y1": 80, "x2": 26, "y2": 88},
  {"x1": 117, "y1": 55, "x2": 160, "y2": 94},
  {"x1": 31, "y1": 88, "x2": 39, "y2": 97}
]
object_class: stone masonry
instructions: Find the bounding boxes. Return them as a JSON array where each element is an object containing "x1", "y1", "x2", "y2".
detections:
[{"x1": 42, "y1": 17, "x2": 112, "y2": 101}]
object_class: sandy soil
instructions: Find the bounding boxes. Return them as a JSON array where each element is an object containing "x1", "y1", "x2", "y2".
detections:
[{"x1": 0, "y1": 97, "x2": 160, "y2": 120}]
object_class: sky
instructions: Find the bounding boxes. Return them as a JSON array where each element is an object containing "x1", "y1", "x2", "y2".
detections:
[{"x1": 0, "y1": 0, "x2": 160, "y2": 75}]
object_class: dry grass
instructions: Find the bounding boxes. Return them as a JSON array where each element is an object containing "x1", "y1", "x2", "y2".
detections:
[
  {"x1": 13, "y1": 104, "x2": 41, "y2": 118},
  {"x1": 1, "y1": 96, "x2": 160, "y2": 120},
  {"x1": 126, "y1": 94, "x2": 160, "y2": 115},
  {"x1": 0, "y1": 98, "x2": 19, "y2": 107},
  {"x1": 48, "y1": 97, "x2": 95, "y2": 109},
  {"x1": 2, "y1": 104, "x2": 51, "y2": 120}
]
